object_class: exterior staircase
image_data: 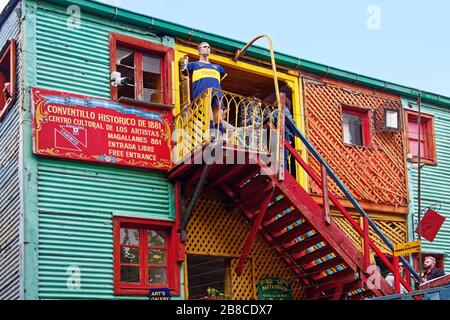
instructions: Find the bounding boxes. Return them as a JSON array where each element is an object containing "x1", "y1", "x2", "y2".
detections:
[{"x1": 169, "y1": 89, "x2": 421, "y2": 300}]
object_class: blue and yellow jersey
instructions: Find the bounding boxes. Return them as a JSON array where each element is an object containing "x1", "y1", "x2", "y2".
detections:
[{"x1": 187, "y1": 62, "x2": 226, "y2": 99}]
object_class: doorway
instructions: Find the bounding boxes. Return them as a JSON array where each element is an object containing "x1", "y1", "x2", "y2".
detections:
[{"x1": 187, "y1": 254, "x2": 231, "y2": 299}]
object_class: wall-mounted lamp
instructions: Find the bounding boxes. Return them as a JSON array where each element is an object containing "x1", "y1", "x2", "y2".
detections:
[{"x1": 383, "y1": 109, "x2": 400, "y2": 131}]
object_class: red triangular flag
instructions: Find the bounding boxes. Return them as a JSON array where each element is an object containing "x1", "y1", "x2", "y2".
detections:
[{"x1": 416, "y1": 208, "x2": 446, "y2": 242}]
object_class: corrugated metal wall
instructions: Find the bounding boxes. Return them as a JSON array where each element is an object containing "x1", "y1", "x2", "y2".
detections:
[
  {"x1": 404, "y1": 99, "x2": 450, "y2": 273},
  {"x1": 35, "y1": 2, "x2": 109, "y2": 98},
  {"x1": 37, "y1": 159, "x2": 174, "y2": 299},
  {"x1": 35, "y1": 1, "x2": 172, "y2": 99},
  {"x1": 0, "y1": 1, "x2": 22, "y2": 300},
  {"x1": 26, "y1": 1, "x2": 178, "y2": 299}
]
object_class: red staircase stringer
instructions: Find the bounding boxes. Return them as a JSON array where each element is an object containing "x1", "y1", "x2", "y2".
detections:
[
  {"x1": 272, "y1": 170, "x2": 362, "y2": 272},
  {"x1": 220, "y1": 184, "x2": 314, "y2": 288}
]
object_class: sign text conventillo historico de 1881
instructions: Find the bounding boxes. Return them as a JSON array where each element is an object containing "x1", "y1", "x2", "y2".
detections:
[{"x1": 31, "y1": 88, "x2": 173, "y2": 171}]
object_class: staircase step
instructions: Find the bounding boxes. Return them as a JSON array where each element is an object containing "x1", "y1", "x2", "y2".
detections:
[
  {"x1": 272, "y1": 220, "x2": 312, "y2": 243},
  {"x1": 237, "y1": 175, "x2": 271, "y2": 199},
  {"x1": 235, "y1": 182, "x2": 275, "y2": 213},
  {"x1": 313, "y1": 264, "x2": 351, "y2": 283},
  {"x1": 207, "y1": 164, "x2": 248, "y2": 188},
  {"x1": 264, "y1": 196, "x2": 292, "y2": 222},
  {"x1": 265, "y1": 209, "x2": 301, "y2": 235},
  {"x1": 303, "y1": 256, "x2": 344, "y2": 276},
  {"x1": 232, "y1": 167, "x2": 262, "y2": 188},
  {"x1": 293, "y1": 244, "x2": 332, "y2": 265},
  {"x1": 284, "y1": 234, "x2": 322, "y2": 253}
]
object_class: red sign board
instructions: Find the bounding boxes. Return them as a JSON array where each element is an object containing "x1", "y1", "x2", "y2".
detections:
[
  {"x1": 416, "y1": 208, "x2": 446, "y2": 242},
  {"x1": 32, "y1": 88, "x2": 173, "y2": 170}
]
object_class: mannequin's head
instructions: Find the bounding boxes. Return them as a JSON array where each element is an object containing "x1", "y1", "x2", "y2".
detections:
[{"x1": 197, "y1": 42, "x2": 211, "y2": 58}]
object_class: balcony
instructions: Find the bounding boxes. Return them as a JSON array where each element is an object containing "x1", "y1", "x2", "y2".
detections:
[{"x1": 173, "y1": 88, "x2": 284, "y2": 169}]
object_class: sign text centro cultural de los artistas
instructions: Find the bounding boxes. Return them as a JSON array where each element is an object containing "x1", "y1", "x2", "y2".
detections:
[{"x1": 31, "y1": 88, "x2": 173, "y2": 170}]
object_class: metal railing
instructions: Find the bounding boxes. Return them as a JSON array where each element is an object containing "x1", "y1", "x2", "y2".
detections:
[
  {"x1": 369, "y1": 284, "x2": 450, "y2": 300},
  {"x1": 283, "y1": 115, "x2": 421, "y2": 295},
  {"x1": 173, "y1": 88, "x2": 282, "y2": 164}
]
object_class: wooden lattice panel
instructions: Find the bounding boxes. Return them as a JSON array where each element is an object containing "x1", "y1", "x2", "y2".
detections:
[
  {"x1": 370, "y1": 219, "x2": 408, "y2": 254},
  {"x1": 303, "y1": 76, "x2": 408, "y2": 208},
  {"x1": 332, "y1": 214, "x2": 363, "y2": 252},
  {"x1": 186, "y1": 198, "x2": 248, "y2": 256},
  {"x1": 250, "y1": 235, "x2": 306, "y2": 300},
  {"x1": 230, "y1": 258, "x2": 255, "y2": 300},
  {"x1": 330, "y1": 209, "x2": 407, "y2": 255},
  {"x1": 186, "y1": 196, "x2": 306, "y2": 300}
]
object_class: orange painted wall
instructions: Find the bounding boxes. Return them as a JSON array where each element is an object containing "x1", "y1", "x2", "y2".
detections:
[{"x1": 302, "y1": 74, "x2": 408, "y2": 209}]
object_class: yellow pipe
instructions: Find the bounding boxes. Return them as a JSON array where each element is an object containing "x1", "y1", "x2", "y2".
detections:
[
  {"x1": 233, "y1": 34, "x2": 281, "y2": 114},
  {"x1": 234, "y1": 34, "x2": 282, "y2": 174}
]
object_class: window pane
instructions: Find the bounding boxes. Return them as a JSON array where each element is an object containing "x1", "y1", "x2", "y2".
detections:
[
  {"x1": 385, "y1": 110, "x2": 398, "y2": 129},
  {"x1": 117, "y1": 65, "x2": 135, "y2": 84},
  {"x1": 121, "y1": 266, "x2": 140, "y2": 283},
  {"x1": 143, "y1": 72, "x2": 162, "y2": 103},
  {"x1": 143, "y1": 89, "x2": 162, "y2": 103},
  {"x1": 420, "y1": 141, "x2": 426, "y2": 157},
  {"x1": 117, "y1": 47, "x2": 134, "y2": 67},
  {"x1": 143, "y1": 53, "x2": 161, "y2": 73},
  {"x1": 408, "y1": 119, "x2": 419, "y2": 140},
  {"x1": 121, "y1": 247, "x2": 140, "y2": 264},
  {"x1": 409, "y1": 139, "x2": 419, "y2": 157},
  {"x1": 149, "y1": 249, "x2": 166, "y2": 264},
  {"x1": 120, "y1": 228, "x2": 140, "y2": 246},
  {"x1": 148, "y1": 230, "x2": 166, "y2": 247},
  {"x1": 143, "y1": 72, "x2": 162, "y2": 90},
  {"x1": 118, "y1": 85, "x2": 135, "y2": 99},
  {"x1": 149, "y1": 268, "x2": 167, "y2": 284},
  {"x1": 343, "y1": 112, "x2": 363, "y2": 146}
]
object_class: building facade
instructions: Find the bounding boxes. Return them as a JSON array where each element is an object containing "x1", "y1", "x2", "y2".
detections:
[
  {"x1": 403, "y1": 98, "x2": 450, "y2": 274},
  {"x1": 1, "y1": 0, "x2": 449, "y2": 300},
  {"x1": 301, "y1": 74, "x2": 409, "y2": 256}
]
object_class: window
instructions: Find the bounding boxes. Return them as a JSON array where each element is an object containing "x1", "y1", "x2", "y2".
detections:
[
  {"x1": 113, "y1": 217, "x2": 180, "y2": 295},
  {"x1": 342, "y1": 106, "x2": 371, "y2": 147},
  {"x1": 0, "y1": 39, "x2": 16, "y2": 120},
  {"x1": 406, "y1": 111, "x2": 436, "y2": 164},
  {"x1": 110, "y1": 33, "x2": 173, "y2": 105}
]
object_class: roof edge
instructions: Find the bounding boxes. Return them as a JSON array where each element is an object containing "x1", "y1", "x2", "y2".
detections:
[
  {"x1": 41, "y1": 0, "x2": 450, "y2": 108},
  {"x1": 0, "y1": 0, "x2": 20, "y2": 29}
]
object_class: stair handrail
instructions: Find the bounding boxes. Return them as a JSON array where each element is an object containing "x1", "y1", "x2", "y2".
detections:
[{"x1": 284, "y1": 115, "x2": 421, "y2": 283}]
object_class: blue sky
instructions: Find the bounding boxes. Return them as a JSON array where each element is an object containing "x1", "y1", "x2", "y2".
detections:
[
  {"x1": 2, "y1": 0, "x2": 449, "y2": 97},
  {"x1": 99, "y1": 0, "x2": 450, "y2": 97}
]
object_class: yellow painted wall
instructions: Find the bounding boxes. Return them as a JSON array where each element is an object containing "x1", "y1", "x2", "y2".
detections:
[{"x1": 185, "y1": 194, "x2": 307, "y2": 300}]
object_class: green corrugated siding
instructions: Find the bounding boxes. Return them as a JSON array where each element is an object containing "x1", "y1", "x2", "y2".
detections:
[
  {"x1": 35, "y1": 0, "x2": 172, "y2": 98},
  {"x1": 36, "y1": 5, "x2": 109, "y2": 98},
  {"x1": 28, "y1": 0, "x2": 180, "y2": 299},
  {"x1": 403, "y1": 99, "x2": 450, "y2": 274},
  {"x1": 37, "y1": 159, "x2": 174, "y2": 299},
  {"x1": 0, "y1": 0, "x2": 22, "y2": 300}
]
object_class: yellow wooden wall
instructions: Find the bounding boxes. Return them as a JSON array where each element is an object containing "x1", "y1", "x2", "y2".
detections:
[{"x1": 185, "y1": 194, "x2": 306, "y2": 300}]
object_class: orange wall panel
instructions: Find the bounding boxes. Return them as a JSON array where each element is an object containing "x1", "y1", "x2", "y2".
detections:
[{"x1": 302, "y1": 75, "x2": 408, "y2": 209}]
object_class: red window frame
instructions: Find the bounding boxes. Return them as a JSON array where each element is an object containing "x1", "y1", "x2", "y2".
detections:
[
  {"x1": 405, "y1": 110, "x2": 437, "y2": 165},
  {"x1": 341, "y1": 105, "x2": 372, "y2": 147},
  {"x1": 0, "y1": 39, "x2": 16, "y2": 120},
  {"x1": 109, "y1": 33, "x2": 173, "y2": 105},
  {"x1": 113, "y1": 216, "x2": 180, "y2": 296}
]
